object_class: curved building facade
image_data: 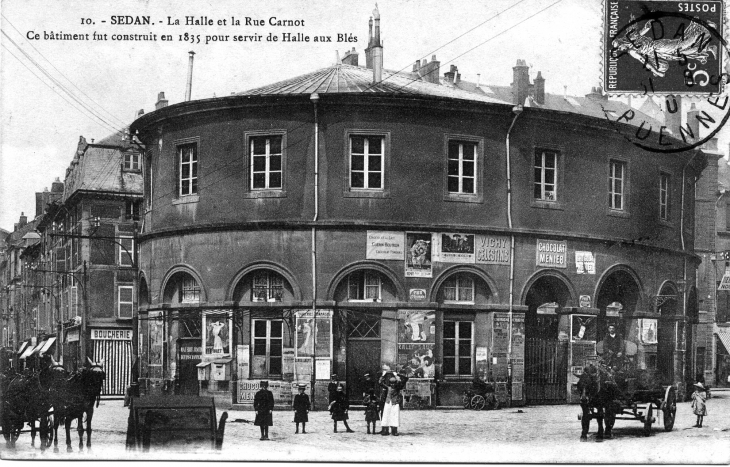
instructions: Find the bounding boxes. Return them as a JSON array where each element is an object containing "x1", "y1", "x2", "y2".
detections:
[{"x1": 131, "y1": 17, "x2": 706, "y2": 408}]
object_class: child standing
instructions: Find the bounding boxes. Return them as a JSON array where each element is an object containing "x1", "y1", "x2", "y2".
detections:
[
  {"x1": 691, "y1": 382, "x2": 708, "y2": 428},
  {"x1": 363, "y1": 389, "x2": 380, "y2": 434},
  {"x1": 293, "y1": 384, "x2": 310, "y2": 434}
]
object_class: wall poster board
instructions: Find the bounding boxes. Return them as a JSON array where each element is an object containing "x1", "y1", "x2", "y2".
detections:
[
  {"x1": 148, "y1": 311, "x2": 164, "y2": 380},
  {"x1": 295, "y1": 309, "x2": 332, "y2": 358},
  {"x1": 366, "y1": 231, "x2": 405, "y2": 260},
  {"x1": 202, "y1": 310, "x2": 232, "y2": 357},
  {"x1": 405, "y1": 232, "x2": 433, "y2": 277},
  {"x1": 475, "y1": 235, "x2": 510, "y2": 265},
  {"x1": 639, "y1": 319, "x2": 658, "y2": 344},
  {"x1": 438, "y1": 232, "x2": 475, "y2": 263},
  {"x1": 397, "y1": 310, "x2": 436, "y2": 378},
  {"x1": 571, "y1": 315, "x2": 597, "y2": 342},
  {"x1": 237, "y1": 380, "x2": 293, "y2": 405}
]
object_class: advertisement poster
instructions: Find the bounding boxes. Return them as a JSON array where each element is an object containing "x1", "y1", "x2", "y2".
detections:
[
  {"x1": 405, "y1": 232, "x2": 433, "y2": 277},
  {"x1": 282, "y1": 347, "x2": 295, "y2": 377},
  {"x1": 571, "y1": 315, "x2": 597, "y2": 342},
  {"x1": 295, "y1": 309, "x2": 332, "y2": 358},
  {"x1": 366, "y1": 231, "x2": 404, "y2": 260},
  {"x1": 148, "y1": 311, "x2": 164, "y2": 379},
  {"x1": 575, "y1": 251, "x2": 596, "y2": 274},
  {"x1": 397, "y1": 310, "x2": 436, "y2": 378},
  {"x1": 536, "y1": 239, "x2": 567, "y2": 268},
  {"x1": 439, "y1": 232, "x2": 475, "y2": 263},
  {"x1": 315, "y1": 358, "x2": 331, "y2": 380},
  {"x1": 640, "y1": 319, "x2": 658, "y2": 344},
  {"x1": 202, "y1": 310, "x2": 232, "y2": 356},
  {"x1": 475, "y1": 235, "x2": 510, "y2": 265},
  {"x1": 237, "y1": 344, "x2": 250, "y2": 381},
  {"x1": 475, "y1": 346, "x2": 489, "y2": 380},
  {"x1": 238, "y1": 379, "x2": 293, "y2": 405}
]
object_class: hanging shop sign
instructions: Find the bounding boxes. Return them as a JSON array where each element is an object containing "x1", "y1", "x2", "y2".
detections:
[
  {"x1": 409, "y1": 289, "x2": 427, "y2": 302},
  {"x1": 475, "y1": 235, "x2": 510, "y2": 265},
  {"x1": 91, "y1": 328, "x2": 133, "y2": 340},
  {"x1": 639, "y1": 319, "x2": 658, "y2": 344},
  {"x1": 405, "y1": 232, "x2": 433, "y2": 277},
  {"x1": 536, "y1": 239, "x2": 567, "y2": 268},
  {"x1": 438, "y1": 233, "x2": 475, "y2": 263},
  {"x1": 397, "y1": 310, "x2": 436, "y2": 378},
  {"x1": 202, "y1": 310, "x2": 233, "y2": 357},
  {"x1": 366, "y1": 231, "x2": 405, "y2": 260},
  {"x1": 65, "y1": 327, "x2": 80, "y2": 343},
  {"x1": 571, "y1": 315, "x2": 597, "y2": 342},
  {"x1": 237, "y1": 380, "x2": 293, "y2": 405},
  {"x1": 295, "y1": 309, "x2": 332, "y2": 358},
  {"x1": 575, "y1": 251, "x2": 596, "y2": 274}
]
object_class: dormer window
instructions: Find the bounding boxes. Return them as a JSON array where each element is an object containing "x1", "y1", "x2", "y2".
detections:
[{"x1": 124, "y1": 153, "x2": 141, "y2": 171}]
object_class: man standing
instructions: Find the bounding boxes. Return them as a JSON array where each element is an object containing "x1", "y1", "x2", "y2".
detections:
[
  {"x1": 327, "y1": 374, "x2": 339, "y2": 403},
  {"x1": 604, "y1": 324, "x2": 624, "y2": 367},
  {"x1": 292, "y1": 384, "x2": 310, "y2": 434},
  {"x1": 254, "y1": 380, "x2": 275, "y2": 440},
  {"x1": 379, "y1": 370, "x2": 409, "y2": 436}
]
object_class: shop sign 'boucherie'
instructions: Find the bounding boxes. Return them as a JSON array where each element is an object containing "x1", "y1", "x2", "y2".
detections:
[
  {"x1": 536, "y1": 239, "x2": 567, "y2": 268},
  {"x1": 90, "y1": 329, "x2": 133, "y2": 340}
]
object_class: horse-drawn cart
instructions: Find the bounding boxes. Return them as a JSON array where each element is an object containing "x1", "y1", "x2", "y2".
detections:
[{"x1": 608, "y1": 385, "x2": 677, "y2": 436}]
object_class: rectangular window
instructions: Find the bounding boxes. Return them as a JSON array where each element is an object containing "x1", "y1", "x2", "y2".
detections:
[
  {"x1": 659, "y1": 173, "x2": 670, "y2": 221},
  {"x1": 609, "y1": 160, "x2": 626, "y2": 210},
  {"x1": 250, "y1": 136, "x2": 283, "y2": 190},
  {"x1": 448, "y1": 141, "x2": 477, "y2": 194},
  {"x1": 125, "y1": 200, "x2": 140, "y2": 221},
  {"x1": 350, "y1": 135, "x2": 383, "y2": 190},
  {"x1": 124, "y1": 153, "x2": 141, "y2": 171},
  {"x1": 534, "y1": 150, "x2": 558, "y2": 201},
  {"x1": 347, "y1": 271, "x2": 381, "y2": 301},
  {"x1": 443, "y1": 320, "x2": 473, "y2": 376},
  {"x1": 252, "y1": 319, "x2": 283, "y2": 377},
  {"x1": 118, "y1": 285, "x2": 134, "y2": 318},
  {"x1": 181, "y1": 276, "x2": 201, "y2": 303},
  {"x1": 118, "y1": 236, "x2": 134, "y2": 267},
  {"x1": 178, "y1": 143, "x2": 198, "y2": 197}
]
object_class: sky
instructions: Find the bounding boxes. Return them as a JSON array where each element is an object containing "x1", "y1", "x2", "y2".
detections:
[{"x1": 1, "y1": 0, "x2": 728, "y2": 231}]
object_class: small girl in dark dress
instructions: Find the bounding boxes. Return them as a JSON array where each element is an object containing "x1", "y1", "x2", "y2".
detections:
[
  {"x1": 328, "y1": 384, "x2": 354, "y2": 433},
  {"x1": 292, "y1": 384, "x2": 310, "y2": 434},
  {"x1": 363, "y1": 389, "x2": 380, "y2": 434}
]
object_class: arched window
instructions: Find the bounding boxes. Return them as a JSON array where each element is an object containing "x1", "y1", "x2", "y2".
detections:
[
  {"x1": 347, "y1": 271, "x2": 381, "y2": 301},
  {"x1": 252, "y1": 271, "x2": 284, "y2": 302},
  {"x1": 442, "y1": 274, "x2": 474, "y2": 303},
  {"x1": 180, "y1": 276, "x2": 201, "y2": 303}
]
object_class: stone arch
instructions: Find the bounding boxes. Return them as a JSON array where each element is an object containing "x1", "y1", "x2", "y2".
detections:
[
  {"x1": 593, "y1": 264, "x2": 646, "y2": 313},
  {"x1": 227, "y1": 260, "x2": 303, "y2": 303},
  {"x1": 520, "y1": 269, "x2": 577, "y2": 308},
  {"x1": 160, "y1": 264, "x2": 208, "y2": 305},
  {"x1": 326, "y1": 261, "x2": 405, "y2": 302},
  {"x1": 429, "y1": 265, "x2": 499, "y2": 304},
  {"x1": 521, "y1": 269, "x2": 577, "y2": 340},
  {"x1": 138, "y1": 272, "x2": 150, "y2": 308}
]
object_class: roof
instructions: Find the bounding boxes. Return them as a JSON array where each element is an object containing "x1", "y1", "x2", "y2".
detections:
[
  {"x1": 238, "y1": 63, "x2": 662, "y2": 128},
  {"x1": 63, "y1": 142, "x2": 143, "y2": 202}
]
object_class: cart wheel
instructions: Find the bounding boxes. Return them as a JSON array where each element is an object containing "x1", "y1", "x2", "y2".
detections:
[
  {"x1": 462, "y1": 394, "x2": 471, "y2": 409},
  {"x1": 471, "y1": 395, "x2": 486, "y2": 411},
  {"x1": 643, "y1": 404, "x2": 653, "y2": 437},
  {"x1": 663, "y1": 387, "x2": 677, "y2": 432}
]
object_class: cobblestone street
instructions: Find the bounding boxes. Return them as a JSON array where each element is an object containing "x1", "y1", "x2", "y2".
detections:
[{"x1": 2, "y1": 390, "x2": 729, "y2": 463}]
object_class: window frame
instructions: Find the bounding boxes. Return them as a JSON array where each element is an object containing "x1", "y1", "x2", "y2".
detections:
[
  {"x1": 607, "y1": 157, "x2": 631, "y2": 217},
  {"x1": 347, "y1": 271, "x2": 382, "y2": 302},
  {"x1": 172, "y1": 137, "x2": 200, "y2": 204},
  {"x1": 118, "y1": 236, "x2": 134, "y2": 267},
  {"x1": 180, "y1": 276, "x2": 201, "y2": 304},
  {"x1": 442, "y1": 319, "x2": 474, "y2": 377},
  {"x1": 530, "y1": 147, "x2": 565, "y2": 210},
  {"x1": 251, "y1": 270, "x2": 285, "y2": 302},
  {"x1": 118, "y1": 284, "x2": 134, "y2": 318},
  {"x1": 251, "y1": 318, "x2": 284, "y2": 378},
  {"x1": 444, "y1": 135, "x2": 485, "y2": 203},
  {"x1": 178, "y1": 143, "x2": 198, "y2": 197},
  {"x1": 442, "y1": 274, "x2": 475, "y2": 304},
  {"x1": 243, "y1": 130, "x2": 288, "y2": 198},
  {"x1": 343, "y1": 129, "x2": 391, "y2": 199},
  {"x1": 123, "y1": 153, "x2": 141, "y2": 171}
]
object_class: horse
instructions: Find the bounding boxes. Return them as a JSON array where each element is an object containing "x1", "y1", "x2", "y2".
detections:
[
  {"x1": 576, "y1": 363, "x2": 620, "y2": 442},
  {"x1": 1, "y1": 365, "x2": 54, "y2": 450},
  {"x1": 52, "y1": 357, "x2": 105, "y2": 452}
]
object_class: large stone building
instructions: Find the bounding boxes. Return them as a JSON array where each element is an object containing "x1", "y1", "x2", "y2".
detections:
[{"x1": 130, "y1": 11, "x2": 707, "y2": 408}]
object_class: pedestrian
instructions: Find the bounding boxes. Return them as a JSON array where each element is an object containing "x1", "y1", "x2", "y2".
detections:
[
  {"x1": 603, "y1": 324, "x2": 624, "y2": 368},
  {"x1": 328, "y1": 373, "x2": 339, "y2": 403},
  {"x1": 293, "y1": 384, "x2": 310, "y2": 434},
  {"x1": 379, "y1": 370, "x2": 409, "y2": 436},
  {"x1": 691, "y1": 382, "x2": 708, "y2": 428},
  {"x1": 254, "y1": 380, "x2": 275, "y2": 440},
  {"x1": 328, "y1": 383, "x2": 354, "y2": 433},
  {"x1": 363, "y1": 389, "x2": 380, "y2": 434},
  {"x1": 378, "y1": 364, "x2": 392, "y2": 423}
]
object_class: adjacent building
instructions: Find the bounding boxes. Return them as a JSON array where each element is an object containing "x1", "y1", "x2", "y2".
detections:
[{"x1": 130, "y1": 11, "x2": 708, "y2": 408}]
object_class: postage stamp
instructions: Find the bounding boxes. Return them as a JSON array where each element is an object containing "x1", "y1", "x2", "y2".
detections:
[{"x1": 604, "y1": 0, "x2": 726, "y2": 95}]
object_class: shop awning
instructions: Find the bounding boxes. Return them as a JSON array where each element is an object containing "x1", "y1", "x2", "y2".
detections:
[
  {"x1": 717, "y1": 329, "x2": 730, "y2": 355},
  {"x1": 16, "y1": 341, "x2": 28, "y2": 355},
  {"x1": 19, "y1": 342, "x2": 39, "y2": 359},
  {"x1": 38, "y1": 337, "x2": 56, "y2": 356}
]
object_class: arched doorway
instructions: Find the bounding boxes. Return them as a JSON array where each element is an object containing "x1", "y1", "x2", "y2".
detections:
[
  {"x1": 656, "y1": 283, "x2": 679, "y2": 385},
  {"x1": 595, "y1": 268, "x2": 641, "y2": 341},
  {"x1": 524, "y1": 273, "x2": 573, "y2": 404}
]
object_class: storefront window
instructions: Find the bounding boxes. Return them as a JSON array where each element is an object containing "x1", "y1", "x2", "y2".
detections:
[
  {"x1": 443, "y1": 320, "x2": 473, "y2": 376},
  {"x1": 252, "y1": 319, "x2": 283, "y2": 377}
]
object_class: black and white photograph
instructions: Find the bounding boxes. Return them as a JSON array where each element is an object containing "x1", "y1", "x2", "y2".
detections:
[{"x1": 1, "y1": 0, "x2": 729, "y2": 463}]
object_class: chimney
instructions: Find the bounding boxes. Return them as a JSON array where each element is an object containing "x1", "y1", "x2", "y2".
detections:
[
  {"x1": 418, "y1": 55, "x2": 439, "y2": 84},
  {"x1": 685, "y1": 103, "x2": 701, "y2": 141},
  {"x1": 365, "y1": 16, "x2": 374, "y2": 68},
  {"x1": 185, "y1": 51, "x2": 195, "y2": 101},
  {"x1": 18, "y1": 212, "x2": 27, "y2": 228},
  {"x1": 512, "y1": 59, "x2": 530, "y2": 106},
  {"x1": 341, "y1": 47, "x2": 359, "y2": 66},
  {"x1": 138, "y1": 109, "x2": 145, "y2": 117},
  {"x1": 534, "y1": 71, "x2": 545, "y2": 105},
  {"x1": 444, "y1": 65, "x2": 460, "y2": 84},
  {"x1": 664, "y1": 95, "x2": 682, "y2": 136},
  {"x1": 51, "y1": 177, "x2": 64, "y2": 193},
  {"x1": 371, "y1": 5, "x2": 383, "y2": 84},
  {"x1": 76, "y1": 136, "x2": 87, "y2": 156},
  {"x1": 35, "y1": 192, "x2": 44, "y2": 217},
  {"x1": 476, "y1": 74, "x2": 481, "y2": 88},
  {"x1": 563, "y1": 85, "x2": 567, "y2": 99},
  {"x1": 155, "y1": 92, "x2": 169, "y2": 110}
]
